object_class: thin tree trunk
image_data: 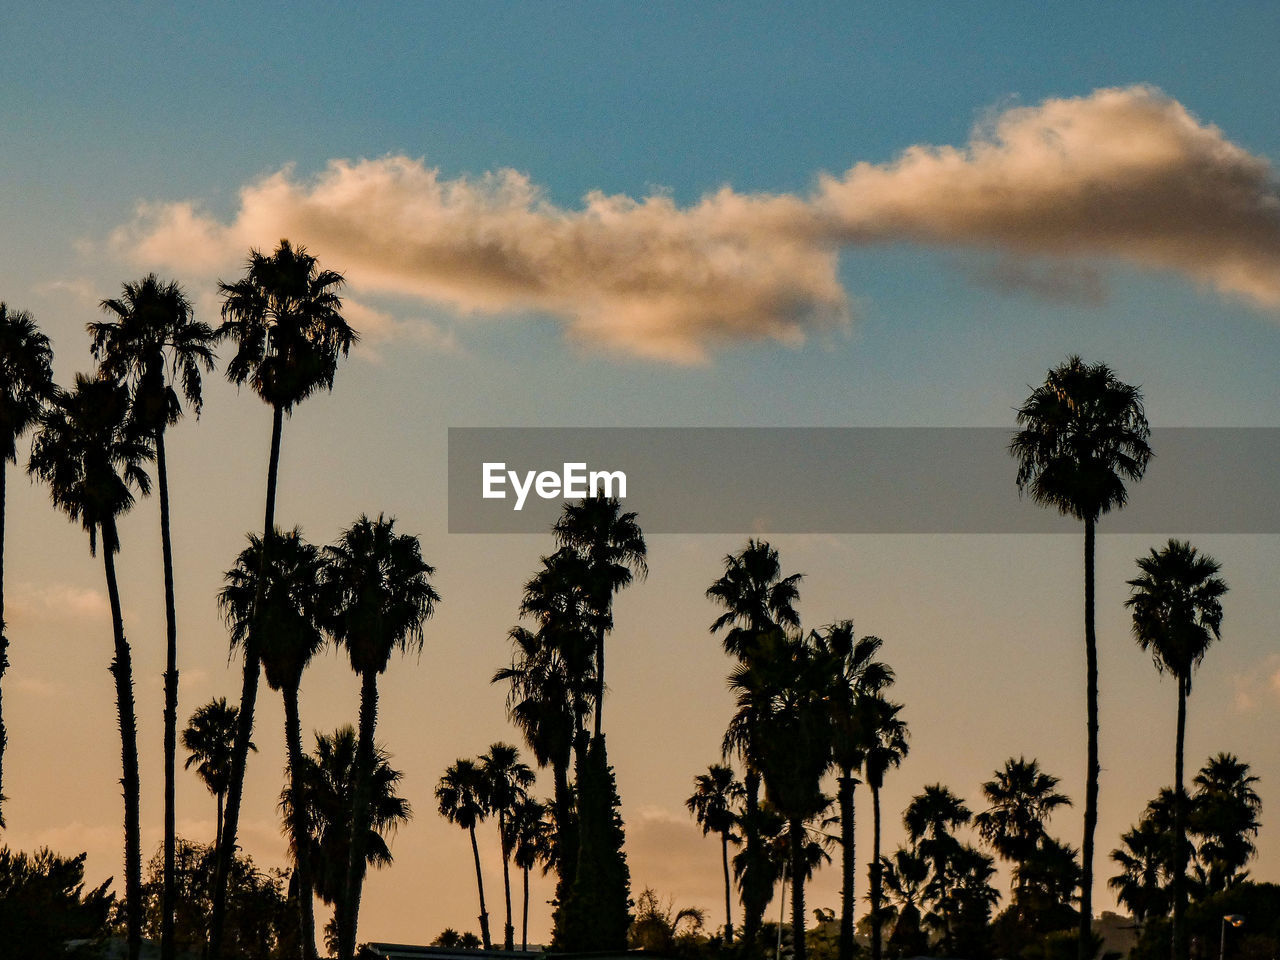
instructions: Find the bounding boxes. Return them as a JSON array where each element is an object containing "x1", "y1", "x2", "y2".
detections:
[
  {"x1": 721, "y1": 830, "x2": 733, "y2": 944},
  {"x1": 790, "y1": 816, "x2": 807, "y2": 960},
  {"x1": 211, "y1": 401, "x2": 284, "y2": 960},
  {"x1": 0, "y1": 461, "x2": 8, "y2": 829},
  {"x1": 103, "y1": 522, "x2": 143, "y2": 960},
  {"x1": 215, "y1": 790, "x2": 224, "y2": 864},
  {"x1": 340, "y1": 669, "x2": 379, "y2": 960},
  {"x1": 1079, "y1": 515, "x2": 1098, "y2": 960},
  {"x1": 284, "y1": 686, "x2": 318, "y2": 960},
  {"x1": 594, "y1": 625, "x2": 605, "y2": 740},
  {"x1": 838, "y1": 772, "x2": 855, "y2": 960},
  {"x1": 870, "y1": 783, "x2": 884, "y2": 960},
  {"x1": 471, "y1": 823, "x2": 493, "y2": 949},
  {"x1": 1171, "y1": 678, "x2": 1188, "y2": 960},
  {"x1": 741, "y1": 769, "x2": 764, "y2": 950},
  {"x1": 522, "y1": 864, "x2": 529, "y2": 950},
  {"x1": 157, "y1": 430, "x2": 179, "y2": 960},
  {"x1": 501, "y1": 812, "x2": 514, "y2": 949}
]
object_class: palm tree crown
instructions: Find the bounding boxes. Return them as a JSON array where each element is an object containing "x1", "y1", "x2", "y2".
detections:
[
  {"x1": 1126, "y1": 539, "x2": 1227, "y2": 686},
  {"x1": 0, "y1": 303, "x2": 55, "y2": 465},
  {"x1": 182, "y1": 698, "x2": 254, "y2": 805}
]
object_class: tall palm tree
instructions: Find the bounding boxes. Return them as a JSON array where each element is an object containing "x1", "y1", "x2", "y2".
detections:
[
  {"x1": 211, "y1": 239, "x2": 355, "y2": 959},
  {"x1": 709, "y1": 538, "x2": 802, "y2": 950},
  {"x1": 28, "y1": 373, "x2": 153, "y2": 960},
  {"x1": 551, "y1": 496, "x2": 646, "y2": 739},
  {"x1": 438, "y1": 758, "x2": 494, "y2": 949},
  {"x1": 1011, "y1": 355, "x2": 1151, "y2": 957},
  {"x1": 0, "y1": 303, "x2": 54, "y2": 828},
  {"x1": 863, "y1": 698, "x2": 908, "y2": 960},
  {"x1": 1125, "y1": 540, "x2": 1227, "y2": 960},
  {"x1": 481, "y1": 743, "x2": 535, "y2": 950},
  {"x1": 323, "y1": 514, "x2": 437, "y2": 960},
  {"x1": 814, "y1": 622, "x2": 893, "y2": 960},
  {"x1": 686, "y1": 763, "x2": 743, "y2": 945},
  {"x1": 1190, "y1": 753, "x2": 1260, "y2": 893},
  {"x1": 904, "y1": 784, "x2": 973, "y2": 955},
  {"x1": 974, "y1": 757, "x2": 1072, "y2": 908},
  {"x1": 182, "y1": 697, "x2": 255, "y2": 861},
  {"x1": 221, "y1": 528, "x2": 328, "y2": 960},
  {"x1": 90, "y1": 274, "x2": 216, "y2": 960},
  {"x1": 507, "y1": 797, "x2": 552, "y2": 951}
]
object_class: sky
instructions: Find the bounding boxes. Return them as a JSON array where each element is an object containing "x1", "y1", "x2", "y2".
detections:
[{"x1": 4, "y1": 1, "x2": 1280, "y2": 948}]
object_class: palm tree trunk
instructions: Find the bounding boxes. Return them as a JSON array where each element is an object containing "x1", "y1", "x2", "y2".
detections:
[
  {"x1": 790, "y1": 816, "x2": 807, "y2": 960},
  {"x1": 552, "y1": 759, "x2": 577, "y2": 912},
  {"x1": 838, "y1": 772, "x2": 855, "y2": 960},
  {"x1": 156, "y1": 429, "x2": 179, "y2": 960},
  {"x1": 1171, "y1": 678, "x2": 1188, "y2": 960},
  {"x1": 721, "y1": 830, "x2": 733, "y2": 944},
  {"x1": 0, "y1": 461, "x2": 8, "y2": 830},
  {"x1": 340, "y1": 669, "x2": 379, "y2": 960},
  {"x1": 211, "y1": 401, "x2": 284, "y2": 960},
  {"x1": 741, "y1": 769, "x2": 764, "y2": 950},
  {"x1": 870, "y1": 783, "x2": 884, "y2": 960},
  {"x1": 102, "y1": 522, "x2": 142, "y2": 960},
  {"x1": 471, "y1": 823, "x2": 493, "y2": 949},
  {"x1": 522, "y1": 864, "x2": 530, "y2": 950},
  {"x1": 215, "y1": 790, "x2": 224, "y2": 864},
  {"x1": 501, "y1": 813, "x2": 515, "y2": 949},
  {"x1": 1079, "y1": 515, "x2": 1098, "y2": 960},
  {"x1": 284, "y1": 685, "x2": 318, "y2": 960}
]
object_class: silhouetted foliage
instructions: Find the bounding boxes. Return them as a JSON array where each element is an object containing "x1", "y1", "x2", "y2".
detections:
[{"x1": 0, "y1": 846, "x2": 114, "y2": 956}]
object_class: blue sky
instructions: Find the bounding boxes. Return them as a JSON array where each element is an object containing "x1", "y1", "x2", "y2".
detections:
[{"x1": 5, "y1": 2, "x2": 1280, "y2": 947}]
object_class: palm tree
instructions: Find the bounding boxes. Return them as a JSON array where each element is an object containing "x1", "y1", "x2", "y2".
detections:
[
  {"x1": 90, "y1": 274, "x2": 216, "y2": 960},
  {"x1": 904, "y1": 784, "x2": 973, "y2": 955},
  {"x1": 686, "y1": 763, "x2": 744, "y2": 944},
  {"x1": 709, "y1": 539, "x2": 802, "y2": 950},
  {"x1": 221, "y1": 528, "x2": 327, "y2": 960},
  {"x1": 1190, "y1": 753, "x2": 1260, "y2": 893},
  {"x1": 880, "y1": 847, "x2": 930, "y2": 957},
  {"x1": 1109, "y1": 819, "x2": 1170, "y2": 927},
  {"x1": 28, "y1": 373, "x2": 153, "y2": 960},
  {"x1": 323, "y1": 514, "x2": 437, "y2": 960},
  {"x1": 0, "y1": 303, "x2": 54, "y2": 828},
  {"x1": 974, "y1": 757, "x2": 1073, "y2": 908},
  {"x1": 863, "y1": 698, "x2": 908, "y2": 960},
  {"x1": 182, "y1": 697, "x2": 255, "y2": 861},
  {"x1": 481, "y1": 743, "x2": 536, "y2": 950},
  {"x1": 1125, "y1": 540, "x2": 1227, "y2": 960},
  {"x1": 211, "y1": 239, "x2": 355, "y2": 959},
  {"x1": 507, "y1": 797, "x2": 552, "y2": 951},
  {"x1": 438, "y1": 758, "x2": 494, "y2": 949},
  {"x1": 814, "y1": 622, "x2": 893, "y2": 960},
  {"x1": 1011, "y1": 355, "x2": 1151, "y2": 957},
  {"x1": 282, "y1": 726, "x2": 412, "y2": 949},
  {"x1": 551, "y1": 496, "x2": 646, "y2": 739}
]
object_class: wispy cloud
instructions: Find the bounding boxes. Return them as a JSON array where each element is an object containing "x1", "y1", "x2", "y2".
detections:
[
  {"x1": 111, "y1": 86, "x2": 1280, "y2": 363},
  {"x1": 8, "y1": 581, "x2": 109, "y2": 624}
]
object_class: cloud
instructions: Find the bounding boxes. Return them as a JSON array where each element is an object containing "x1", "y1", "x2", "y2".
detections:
[
  {"x1": 8, "y1": 582, "x2": 109, "y2": 624},
  {"x1": 112, "y1": 85, "x2": 1280, "y2": 362}
]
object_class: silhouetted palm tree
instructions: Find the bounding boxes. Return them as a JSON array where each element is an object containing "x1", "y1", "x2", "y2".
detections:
[
  {"x1": 221, "y1": 528, "x2": 327, "y2": 960},
  {"x1": 686, "y1": 763, "x2": 743, "y2": 944},
  {"x1": 552, "y1": 496, "x2": 646, "y2": 738},
  {"x1": 814, "y1": 622, "x2": 893, "y2": 960},
  {"x1": 182, "y1": 697, "x2": 255, "y2": 861},
  {"x1": 481, "y1": 743, "x2": 535, "y2": 950},
  {"x1": 0, "y1": 303, "x2": 54, "y2": 828},
  {"x1": 880, "y1": 847, "x2": 929, "y2": 957},
  {"x1": 904, "y1": 784, "x2": 973, "y2": 954},
  {"x1": 1190, "y1": 753, "x2": 1260, "y2": 893},
  {"x1": 90, "y1": 274, "x2": 216, "y2": 960},
  {"x1": 709, "y1": 539, "x2": 802, "y2": 950},
  {"x1": 975, "y1": 757, "x2": 1072, "y2": 908},
  {"x1": 1011, "y1": 355, "x2": 1151, "y2": 958},
  {"x1": 323, "y1": 514, "x2": 437, "y2": 960},
  {"x1": 863, "y1": 697, "x2": 908, "y2": 960},
  {"x1": 1109, "y1": 819, "x2": 1170, "y2": 926},
  {"x1": 438, "y1": 759, "x2": 494, "y2": 949},
  {"x1": 29, "y1": 373, "x2": 153, "y2": 960},
  {"x1": 507, "y1": 796, "x2": 551, "y2": 950},
  {"x1": 1126, "y1": 540, "x2": 1227, "y2": 960},
  {"x1": 210, "y1": 239, "x2": 355, "y2": 959}
]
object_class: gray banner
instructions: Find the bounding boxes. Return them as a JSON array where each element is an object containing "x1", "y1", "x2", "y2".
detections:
[{"x1": 447, "y1": 427, "x2": 1279, "y2": 534}]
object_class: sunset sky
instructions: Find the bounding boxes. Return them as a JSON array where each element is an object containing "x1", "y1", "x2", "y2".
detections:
[{"x1": 4, "y1": 2, "x2": 1280, "y2": 947}]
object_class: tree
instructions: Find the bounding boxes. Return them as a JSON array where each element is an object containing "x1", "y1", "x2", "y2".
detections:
[
  {"x1": 1109, "y1": 819, "x2": 1172, "y2": 927},
  {"x1": 322, "y1": 514, "x2": 437, "y2": 960},
  {"x1": 481, "y1": 743, "x2": 535, "y2": 950},
  {"x1": 880, "y1": 847, "x2": 930, "y2": 958},
  {"x1": 813, "y1": 622, "x2": 893, "y2": 960},
  {"x1": 0, "y1": 846, "x2": 114, "y2": 955},
  {"x1": 507, "y1": 797, "x2": 552, "y2": 951},
  {"x1": 1126, "y1": 539, "x2": 1227, "y2": 960},
  {"x1": 0, "y1": 303, "x2": 54, "y2": 828},
  {"x1": 1190, "y1": 753, "x2": 1260, "y2": 894},
  {"x1": 1011, "y1": 354, "x2": 1151, "y2": 959},
  {"x1": 904, "y1": 784, "x2": 973, "y2": 955},
  {"x1": 90, "y1": 273, "x2": 216, "y2": 960},
  {"x1": 709, "y1": 538, "x2": 803, "y2": 951},
  {"x1": 438, "y1": 758, "x2": 494, "y2": 949},
  {"x1": 686, "y1": 763, "x2": 744, "y2": 945},
  {"x1": 863, "y1": 698, "x2": 908, "y2": 960},
  {"x1": 221, "y1": 529, "x2": 328, "y2": 960},
  {"x1": 183, "y1": 698, "x2": 256, "y2": 862},
  {"x1": 29, "y1": 374, "x2": 153, "y2": 960},
  {"x1": 975, "y1": 757, "x2": 1073, "y2": 909},
  {"x1": 211, "y1": 239, "x2": 355, "y2": 959}
]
